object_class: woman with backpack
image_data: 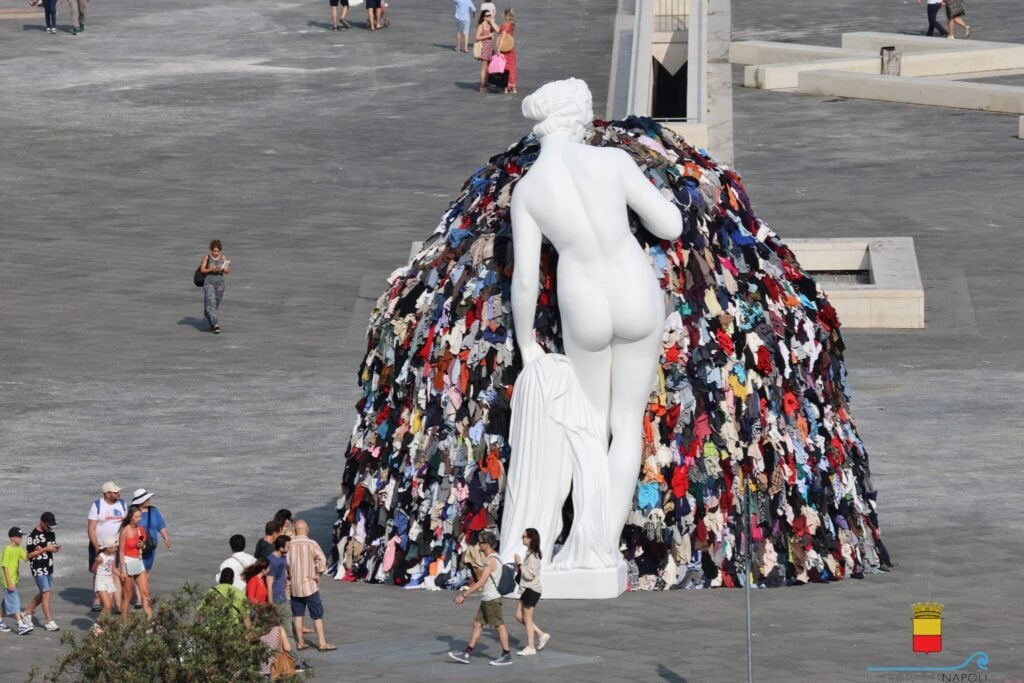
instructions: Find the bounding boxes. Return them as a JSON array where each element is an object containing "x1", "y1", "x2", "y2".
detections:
[
  {"x1": 132, "y1": 489, "x2": 170, "y2": 610},
  {"x1": 198, "y1": 238, "x2": 230, "y2": 334},
  {"x1": 513, "y1": 528, "x2": 549, "y2": 655}
]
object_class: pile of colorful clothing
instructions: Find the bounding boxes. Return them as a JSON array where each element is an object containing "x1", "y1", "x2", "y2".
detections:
[{"x1": 334, "y1": 117, "x2": 891, "y2": 592}]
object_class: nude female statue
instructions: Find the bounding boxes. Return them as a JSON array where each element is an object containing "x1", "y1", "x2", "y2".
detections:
[{"x1": 506, "y1": 79, "x2": 682, "y2": 584}]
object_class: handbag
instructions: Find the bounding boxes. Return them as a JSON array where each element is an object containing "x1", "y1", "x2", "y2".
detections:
[
  {"x1": 472, "y1": 41, "x2": 483, "y2": 60},
  {"x1": 497, "y1": 32, "x2": 514, "y2": 53},
  {"x1": 488, "y1": 53, "x2": 506, "y2": 75},
  {"x1": 142, "y1": 515, "x2": 158, "y2": 556},
  {"x1": 270, "y1": 650, "x2": 296, "y2": 679},
  {"x1": 193, "y1": 264, "x2": 206, "y2": 287}
]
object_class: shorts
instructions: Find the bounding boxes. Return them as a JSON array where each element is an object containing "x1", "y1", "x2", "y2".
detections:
[
  {"x1": 34, "y1": 574, "x2": 53, "y2": 593},
  {"x1": 456, "y1": 18, "x2": 469, "y2": 34},
  {"x1": 329, "y1": 0, "x2": 349, "y2": 7},
  {"x1": 124, "y1": 557, "x2": 145, "y2": 577},
  {"x1": 475, "y1": 598, "x2": 504, "y2": 627},
  {"x1": 95, "y1": 574, "x2": 117, "y2": 594},
  {"x1": 365, "y1": 0, "x2": 380, "y2": 9},
  {"x1": 3, "y1": 589, "x2": 21, "y2": 615},
  {"x1": 520, "y1": 588, "x2": 541, "y2": 608},
  {"x1": 290, "y1": 591, "x2": 324, "y2": 620}
]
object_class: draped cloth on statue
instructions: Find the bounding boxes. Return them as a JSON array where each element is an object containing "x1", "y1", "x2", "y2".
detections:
[{"x1": 500, "y1": 354, "x2": 620, "y2": 572}]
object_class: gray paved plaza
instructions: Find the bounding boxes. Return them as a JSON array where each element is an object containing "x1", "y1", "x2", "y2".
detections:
[{"x1": 2, "y1": 0, "x2": 1023, "y2": 680}]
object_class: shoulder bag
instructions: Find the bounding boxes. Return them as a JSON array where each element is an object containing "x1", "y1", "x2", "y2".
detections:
[{"x1": 497, "y1": 32, "x2": 514, "y2": 53}]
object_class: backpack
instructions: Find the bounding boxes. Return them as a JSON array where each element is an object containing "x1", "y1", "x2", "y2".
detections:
[
  {"x1": 94, "y1": 498, "x2": 127, "y2": 517},
  {"x1": 194, "y1": 264, "x2": 206, "y2": 287},
  {"x1": 486, "y1": 554, "x2": 518, "y2": 596}
]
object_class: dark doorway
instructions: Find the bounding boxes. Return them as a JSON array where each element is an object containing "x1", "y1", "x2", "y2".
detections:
[{"x1": 652, "y1": 58, "x2": 687, "y2": 119}]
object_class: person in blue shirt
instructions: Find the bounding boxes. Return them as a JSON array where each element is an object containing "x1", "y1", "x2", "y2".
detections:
[
  {"x1": 453, "y1": 0, "x2": 476, "y2": 52},
  {"x1": 131, "y1": 489, "x2": 171, "y2": 609}
]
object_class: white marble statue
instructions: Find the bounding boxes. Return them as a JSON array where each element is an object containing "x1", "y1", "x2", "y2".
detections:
[{"x1": 500, "y1": 78, "x2": 683, "y2": 598}]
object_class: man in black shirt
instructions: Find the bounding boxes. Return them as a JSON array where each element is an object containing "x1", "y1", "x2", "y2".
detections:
[{"x1": 25, "y1": 512, "x2": 60, "y2": 631}]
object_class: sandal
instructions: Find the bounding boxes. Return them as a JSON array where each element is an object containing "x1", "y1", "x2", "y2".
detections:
[
  {"x1": 318, "y1": 644, "x2": 337, "y2": 652},
  {"x1": 965, "y1": 25, "x2": 971, "y2": 38},
  {"x1": 296, "y1": 643, "x2": 310, "y2": 651}
]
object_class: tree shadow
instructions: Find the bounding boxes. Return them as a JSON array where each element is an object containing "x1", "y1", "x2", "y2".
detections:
[
  {"x1": 656, "y1": 664, "x2": 690, "y2": 683},
  {"x1": 177, "y1": 316, "x2": 208, "y2": 332}
]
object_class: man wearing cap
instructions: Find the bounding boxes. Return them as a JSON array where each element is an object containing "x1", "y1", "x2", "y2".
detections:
[
  {"x1": 25, "y1": 512, "x2": 61, "y2": 631},
  {"x1": 87, "y1": 482, "x2": 127, "y2": 612}
]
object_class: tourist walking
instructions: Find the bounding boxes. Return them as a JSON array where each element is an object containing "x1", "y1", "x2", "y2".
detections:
[
  {"x1": 199, "y1": 238, "x2": 230, "y2": 334},
  {"x1": 87, "y1": 482, "x2": 127, "y2": 613},
  {"x1": 329, "y1": 0, "x2": 350, "y2": 31},
  {"x1": 90, "y1": 537, "x2": 119, "y2": 616},
  {"x1": 24, "y1": 513, "x2": 61, "y2": 632},
  {"x1": 365, "y1": 0, "x2": 382, "y2": 30},
  {"x1": 497, "y1": 8, "x2": 517, "y2": 94},
  {"x1": 132, "y1": 489, "x2": 170, "y2": 609},
  {"x1": 2, "y1": 528, "x2": 33, "y2": 635},
  {"x1": 66, "y1": 0, "x2": 87, "y2": 34},
  {"x1": 916, "y1": 0, "x2": 947, "y2": 37},
  {"x1": 945, "y1": 0, "x2": 970, "y2": 38},
  {"x1": 37, "y1": 0, "x2": 58, "y2": 33},
  {"x1": 287, "y1": 520, "x2": 335, "y2": 652},
  {"x1": 475, "y1": 10, "x2": 498, "y2": 92},
  {"x1": 453, "y1": 0, "x2": 475, "y2": 52},
  {"x1": 217, "y1": 535, "x2": 256, "y2": 591},
  {"x1": 118, "y1": 506, "x2": 152, "y2": 620},
  {"x1": 447, "y1": 531, "x2": 513, "y2": 666},
  {"x1": 513, "y1": 528, "x2": 549, "y2": 655}
]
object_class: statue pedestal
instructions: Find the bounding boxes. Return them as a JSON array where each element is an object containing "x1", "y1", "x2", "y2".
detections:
[{"x1": 541, "y1": 561, "x2": 628, "y2": 600}]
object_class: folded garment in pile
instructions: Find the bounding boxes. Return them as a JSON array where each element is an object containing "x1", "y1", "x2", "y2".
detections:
[{"x1": 335, "y1": 116, "x2": 891, "y2": 591}]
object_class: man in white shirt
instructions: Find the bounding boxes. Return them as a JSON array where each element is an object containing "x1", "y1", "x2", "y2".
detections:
[
  {"x1": 216, "y1": 535, "x2": 256, "y2": 591},
  {"x1": 86, "y1": 482, "x2": 127, "y2": 612},
  {"x1": 916, "y1": 0, "x2": 947, "y2": 37}
]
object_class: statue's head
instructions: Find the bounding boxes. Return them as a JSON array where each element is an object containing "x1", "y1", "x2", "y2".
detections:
[{"x1": 522, "y1": 78, "x2": 593, "y2": 142}]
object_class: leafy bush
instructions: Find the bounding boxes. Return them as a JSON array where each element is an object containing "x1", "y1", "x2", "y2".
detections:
[{"x1": 35, "y1": 584, "x2": 308, "y2": 683}]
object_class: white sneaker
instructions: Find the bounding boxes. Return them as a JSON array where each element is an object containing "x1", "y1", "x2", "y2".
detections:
[
  {"x1": 537, "y1": 632, "x2": 550, "y2": 650},
  {"x1": 44, "y1": 621, "x2": 59, "y2": 632},
  {"x1": 516, "y1": 646, "x2": 536, "y2": 656},
  {"x1": 17, "y1": 623, "x2": 33, "y2": 635},
  {"x1": 0, "y1": 622, "x2": 11, "y2": 633}
]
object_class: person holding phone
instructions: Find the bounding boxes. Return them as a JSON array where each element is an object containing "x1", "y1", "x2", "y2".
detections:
[
  {"x1": 118, "y1": 506, "x2": 151, "y2": 620},
  {"x1": 199, "y1": 238, "x2": 231, "y2": 334},
  {"x1": 24, "y1": 513, "x2": 61, "y2": 632}
]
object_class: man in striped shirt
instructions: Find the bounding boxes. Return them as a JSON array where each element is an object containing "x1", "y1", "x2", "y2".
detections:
[{"x1": 286, "y1": 520, "x2": 336, "y2": 651}]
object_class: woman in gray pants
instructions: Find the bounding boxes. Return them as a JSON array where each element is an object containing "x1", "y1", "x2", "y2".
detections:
[{"x1": 200, "y1": 239, "x2": 230, "y2": 334}]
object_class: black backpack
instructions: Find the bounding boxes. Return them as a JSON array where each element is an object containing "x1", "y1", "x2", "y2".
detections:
[{"x1": 193, "y1": 264, "x2": 206, "y2": 287}]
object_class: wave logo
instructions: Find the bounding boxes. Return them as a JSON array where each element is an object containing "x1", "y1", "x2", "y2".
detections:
[{"x1": 865, "y1": 603, "x2": 991, "y2": 674}]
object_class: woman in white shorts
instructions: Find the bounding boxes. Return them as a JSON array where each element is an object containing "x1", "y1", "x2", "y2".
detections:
[{"x1": 90, "y1": 536, "x2": 120, "y2": 616}]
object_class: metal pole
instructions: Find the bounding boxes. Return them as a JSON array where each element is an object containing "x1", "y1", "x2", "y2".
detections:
[{"x1": 744, "y1": 471, "x2": 753, "y2": 683}]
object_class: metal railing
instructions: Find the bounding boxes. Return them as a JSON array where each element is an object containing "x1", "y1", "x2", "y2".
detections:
[{"x1": 654, "y1": 0, "x2": 689, "y2": 33}]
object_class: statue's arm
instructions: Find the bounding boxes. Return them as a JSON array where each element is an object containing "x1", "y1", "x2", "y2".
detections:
[
  {"x1": 620, "y1": 152, "x2": 683, "y2": 241},
  {"x1": 510, "y1": 193, "x2": 545, "y2": 365}
]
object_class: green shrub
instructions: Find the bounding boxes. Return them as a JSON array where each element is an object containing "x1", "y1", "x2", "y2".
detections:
[{"x1": 35, "y1": 584, "x2": 308, "y2": 683}]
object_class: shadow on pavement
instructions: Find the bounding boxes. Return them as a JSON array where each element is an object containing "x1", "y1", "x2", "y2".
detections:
[
  {"x1": 59, "y1": 585, "x2": 96, "y2": 609},
  {"x1": 657, "y1": 664, "x2": 690, "y2": 682},
  {"x1": 177, "y1": 316, "x2": 208, "y2": 332}
]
